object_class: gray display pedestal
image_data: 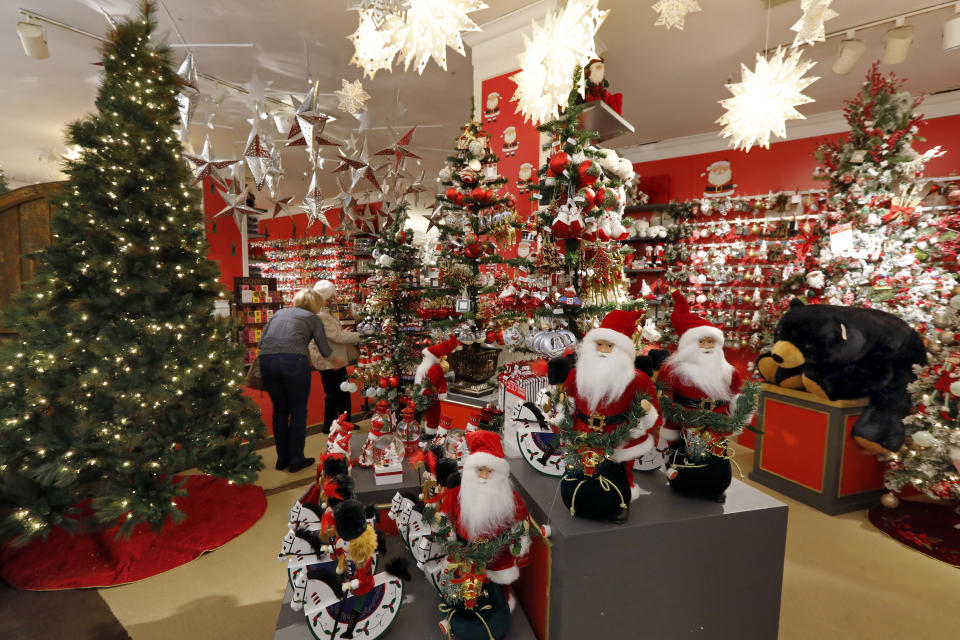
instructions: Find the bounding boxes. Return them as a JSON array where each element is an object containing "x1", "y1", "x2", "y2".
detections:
[
  {"x1": 510, "y1": 459, "x2": 787, "y2": 640},
  {"x1": 274, "y1": 561, "x2": 539, "y2": 640},
  {"x1": 346, "y1": 432, "x2": 425, "y2": 506}
]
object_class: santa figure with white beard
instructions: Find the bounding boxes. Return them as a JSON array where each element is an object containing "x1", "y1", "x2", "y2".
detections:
[
  {"x1": 414, "y1": 336, "x2": 460, "y2": 440},
  {"x1": 559, "y1": 309, "x2": 661, "y2": 524},
  {"x1": 438, "y1": 430, "x2": 530, "y2": 616},
  {"x1": 657, "y1": 290, "x2": 744, "y2": 502}
]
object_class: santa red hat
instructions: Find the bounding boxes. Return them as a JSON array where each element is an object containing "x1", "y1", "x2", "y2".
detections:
[
  {"x1": 464, "y1": 430, "x2": 509, "y2": 478},
  {"x1": 582, "y1": 309, "x2": 644, "y2": 358},
  {"x1": 671, "y1": 290, "x2": 724, "y2": 350},
  {"x1": 424, "y1": 336, "x2": 461, "y2": 361}
]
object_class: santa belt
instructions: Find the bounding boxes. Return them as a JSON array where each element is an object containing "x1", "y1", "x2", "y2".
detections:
[
  {"x1": 674, "y1": 394, "x2": 728, "y2": 411},
  {"x1": 576, "y1": 409, "x2": 628, "y2": 430}
]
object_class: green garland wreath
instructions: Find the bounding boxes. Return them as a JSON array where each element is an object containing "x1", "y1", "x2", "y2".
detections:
[
  {"x1": 410, "y1": 377, "x2": 438, "y2": 412},
  {"x1": 655, "y1": 380, "x2": 762, "y2": 436},
  {"x1": 557, "y1": 392, "x2": 652, "y2": 472},
  {"x1": 438, "y1": 520, "x2": 527, "y2": 571}
]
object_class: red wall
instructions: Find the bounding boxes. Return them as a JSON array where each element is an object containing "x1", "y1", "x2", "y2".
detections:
[
  {"x1": 633, "y1": 114, "x2": 960, "y2": 202},
  {"x1": 201, "y1": 177, "x2": 244, "y2": 291}
]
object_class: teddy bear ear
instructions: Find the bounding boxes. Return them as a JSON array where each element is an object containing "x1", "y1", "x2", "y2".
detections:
[
  {"x1": 840, "y1": 322, "x2": 847, "y2": 341},
  {"x1": 789, "y1": 299, "x2": 805, "y2": 309}
]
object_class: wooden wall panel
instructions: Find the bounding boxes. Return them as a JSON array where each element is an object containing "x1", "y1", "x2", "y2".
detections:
[
  {"x1": 0, "y1": 207, "x2": 22, "y2": 310},
  {"x1": 18, "y1": 197, "x2": 53, "y2": 289}
]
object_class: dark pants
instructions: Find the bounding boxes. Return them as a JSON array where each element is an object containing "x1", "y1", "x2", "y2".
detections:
[
  {"x1": 320, "y1": 367, "x2": 352, "y2": 433},
  {"x1": 261, "y1": 353, "x2": 312, "y2": 465}
]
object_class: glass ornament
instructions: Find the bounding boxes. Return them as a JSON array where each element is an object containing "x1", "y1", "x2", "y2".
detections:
[
  {"x1": 444, "y1": 429, "x2": 469, "y2": 462},
  {"x1": 373, "y1": 434, "x2": 405, "y2": 468}
]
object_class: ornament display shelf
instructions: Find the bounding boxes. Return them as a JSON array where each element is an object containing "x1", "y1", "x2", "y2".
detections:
[
  {"x1": 749, "y1": 383, "x2": 884, "y2": 515},
  {"x1": 274, "y1": 560, "x2": 538, "y2": 640},
  {"x1": 510, "y1": 459, "x2": 787, "y2": 640},
  {"x1": 576, "y1": 100, "x2": 635, "y2": 144},
  {"x1": 233, "y1": 276, "x2": 283, "y2": 364}
]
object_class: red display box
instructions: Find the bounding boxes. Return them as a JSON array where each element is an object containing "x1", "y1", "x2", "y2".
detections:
[{"x1": 750, "y1": 384, "x2": 885, "y2": 514}]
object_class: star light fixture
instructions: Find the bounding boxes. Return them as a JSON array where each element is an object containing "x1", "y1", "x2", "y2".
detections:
[
  {"x1": 791, "y1": 0, "x2": 839, "y2": 47},
  {"x1": 393, "y1": 0, "x2": 487, "y2": 74},
  {"x1": 348, "y1": 7, "x2": 404, "y2": 79},
  {"x1": 716, "y1": 47, "x2": 819, "y2": 152},
  {"x1": 510, "y1": 0, "x2": 609, "y2": 124},
  {"x1": 651, "y1": 0, "x2": 701, "y2": 31}
]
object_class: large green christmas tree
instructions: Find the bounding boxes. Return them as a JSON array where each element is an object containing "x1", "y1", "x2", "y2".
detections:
[{"x1": 0, "y1": 1, "x2": 264, "y2": 545}]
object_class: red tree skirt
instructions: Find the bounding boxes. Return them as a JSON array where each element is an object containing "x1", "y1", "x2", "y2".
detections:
[
  {"x1": 0, "y1": 475, "x2": 267, "y2": 590},
  {"x1": 868, "y1": 501, "x2": 960, "y2": 568}
]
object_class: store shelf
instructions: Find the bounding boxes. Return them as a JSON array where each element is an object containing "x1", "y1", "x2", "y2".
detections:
[{"x1": 626, "y1": 268, "x2": 665, "y2": 274}]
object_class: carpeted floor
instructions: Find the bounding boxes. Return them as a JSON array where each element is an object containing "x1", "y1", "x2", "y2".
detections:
[{"x1": 2, "y1": 435, "x2": 958, "y2": 640}]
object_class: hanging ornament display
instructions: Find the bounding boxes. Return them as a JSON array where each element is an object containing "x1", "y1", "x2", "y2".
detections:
[
  {"x1": 791, "y1": 0, "x2": 839, "y2": 47},
  {"x1": 392, "y1": 0, "x2": 488, "y2": 74},
  {"x1": 182, "y1": 136, "x2": 238, "y2": 189},
  {"x1": 510, "y1": 0, "x2": 609, "y2": 124},
  {"x1": 334, "y1": 78, "x2": 372, "y2": 114},
  {"x1": 651, "y1": 0, "x2": 701, "y2": 31},
  {"x1": 717, "y1": 46, "x2": 819, "y2": 152},
  {"x1": 243, "y1": 121, "x2": 273, "y2": 190},
  {"x1": 348, "y1": 7, "x2": 405, "y2": 79}
]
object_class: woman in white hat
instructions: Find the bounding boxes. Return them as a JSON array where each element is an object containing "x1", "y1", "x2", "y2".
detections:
[{"x1": 309, "y1": 280, "x2": 362, "y2": 433}]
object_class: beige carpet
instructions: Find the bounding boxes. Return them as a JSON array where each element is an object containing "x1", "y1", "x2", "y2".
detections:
[{"x1": 98, "y1": 436, "x2": 959, "y2": 639}]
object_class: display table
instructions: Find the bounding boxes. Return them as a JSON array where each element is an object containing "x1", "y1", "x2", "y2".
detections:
[
  {"x1": 509, "y1": 459, "x2": 787, "y2": 640},
  {"x1": 348, "y1": 433, "x2": 424, "y2": 506},
  {"x1": 749, "y1": 383, "x2": 884, "y2": 514},
  {"x1": 274, "y1": 561, "x2": 539, "y2": 640}
]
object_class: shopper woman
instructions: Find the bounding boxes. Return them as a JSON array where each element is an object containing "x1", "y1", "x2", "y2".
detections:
[
  {"x1": 309, "y1": 280, "x2": 361, "y2": 433},
  {"x1": 259, "y1": 288, "x2": 344, "y2": 472}
]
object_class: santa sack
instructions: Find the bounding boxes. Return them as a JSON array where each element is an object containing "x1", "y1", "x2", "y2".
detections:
[
  {"x1": 559, "y1": 459, "x2": 632, "y2": 520},
  {"x1": 666, "y1": 449, "x2": 732, "y2": 502},
  {"x1": 444, "y1": 582, "x2": 512, "y2": 640}
]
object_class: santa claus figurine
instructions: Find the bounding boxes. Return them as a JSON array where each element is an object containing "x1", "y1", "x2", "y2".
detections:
[
  {"x1": 326, "y1": 412, "x2": 356, "y2": 460},
  {"x1": 559, "y1": 309, "x2": 661, "y2": 523},
  {"x1": 358, "y1": 401, "x2": 392, "y2": 468},
  {"x1": 657, "y1": 291, "x2": 745, "y2": 503},
  {"x1": 414, "y1": 336, "x2": 461, "y2": 440},
  {"x1": 438, "y1": 431, "x2": 530, "y2": 622}
]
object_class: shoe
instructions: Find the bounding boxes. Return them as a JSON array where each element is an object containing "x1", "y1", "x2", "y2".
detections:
[
  {"x1": 715, "y1": 493, "x2": 727, "y2": 505},
  {"x1": 610, "y1": 506, "x2": 629, "y2": 525},
  {"x1": 275, "y1": 459, "x2": 289, "y2": 471},
  {"x1": 288, "y1": 457, "x2": 316, "y2": 473}
]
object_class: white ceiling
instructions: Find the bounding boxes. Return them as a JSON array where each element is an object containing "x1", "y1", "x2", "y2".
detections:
[{"x1": 2, "y1": 0, "x2": 958, "y2": 202}]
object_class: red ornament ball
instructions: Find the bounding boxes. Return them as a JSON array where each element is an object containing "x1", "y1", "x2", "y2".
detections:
[
  {"x1": 445, "y1": 187, "x2": 460, "y2": 201},
  {"x1": 394, "y1": 230, "x2": 407, "y2": 244},
  {"x1": 577, "y1": 159, "x2": 601, "y2": 187},
  {"x1": 389, "y1": 375, "x2": 400, "y2": 388},
  {"x1": 465, "y1": 233, "x2": 479, "y2": 246},
  {"x1": 549, "y1": 152, "x2": 571, "y2": 176},
  {"x1": 378, "y1": 377, "x2": 390, "y2": 388},
  {"x1": 471, "y1": 187, "x2": 487, "y2": 203},
  {"x1": 576, "y1": 187, "x2": 597, "y2": 211}
]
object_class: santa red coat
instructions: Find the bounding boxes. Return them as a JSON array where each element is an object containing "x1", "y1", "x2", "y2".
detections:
[
  {"x1": 439, "y1": 485, "x2": 530, "y2": 585},
  {"x1": 657, "y1": 362, "x2": 743, "y2": 446},
  {"x1": 418, "y1": 361, "x2": 447, "y2": 434},
  {"x1": 563, "y1": 369, "x2": 661, "y2": 463},
  {"x1": 350, "y1": 557, "x2": 375, "y2": 596}
]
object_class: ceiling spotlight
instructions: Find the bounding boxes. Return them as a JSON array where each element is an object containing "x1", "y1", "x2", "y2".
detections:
[
  {"x1": 881, "y1": 20, "x2": 914, "y2": 65},
  {"x1": 17, "y1": 20, "x2": 49, "y2": 59},
  {"x1": 832, "y1": 32, "x2": 866, "y2": 75},
  {"x1": 945, "y1": 3, "x2": 960, "y2": 53}
]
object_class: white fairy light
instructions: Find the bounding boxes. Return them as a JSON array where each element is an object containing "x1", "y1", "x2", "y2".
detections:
[
  {"x1": 393, "y1": 0, "x2": 487, "y2": 75},
  {"x1": 791, "y1": 0, "x2": 838, "y2": 47},
  {"x1": 716, "y1": 46, "x2": 819, "y2": 152},
  {"x1": 510, "y1": 0, "x2": 609, "y2": 124},
  {"x1": 651, "y1": 0, "x2": 701, "y2": 30}
]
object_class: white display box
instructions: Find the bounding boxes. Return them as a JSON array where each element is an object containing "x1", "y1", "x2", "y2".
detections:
[{"x1": 374, "y1": 463, "x2": 404, "y2": 485}]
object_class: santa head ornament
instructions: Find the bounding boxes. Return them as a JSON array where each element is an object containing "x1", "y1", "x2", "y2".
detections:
[
  {"x1": 464, "y1": 430, "x2": 509, "y2": 478},
  {"x1": 671, "y1": 290, "x2": 724, "y2": 351},
  {"x1": 583, "y1": 309, "x2": 644, "y2": 358}
]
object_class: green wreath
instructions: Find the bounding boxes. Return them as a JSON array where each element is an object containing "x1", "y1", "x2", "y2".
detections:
[
  {"x1": 557, "y1": 392, "x2": 652, "y2": 472},
  {"x1": 656, "y1": 380, "x2": 762, "y2": 436}
]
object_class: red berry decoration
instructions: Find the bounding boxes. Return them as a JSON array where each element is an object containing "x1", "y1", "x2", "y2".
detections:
[
  {"x1": 549, "y1": 152, "x2": 570, "y2": 175},
  {"x1": 577, "y1": 159, "x2": 601, "y2": 187},
  {"x1": 576, "y1": 187, "x2": 597, "y2": 211},
  {"x1": 445, "y1": 187, "x2": 460, "y2": 201}
]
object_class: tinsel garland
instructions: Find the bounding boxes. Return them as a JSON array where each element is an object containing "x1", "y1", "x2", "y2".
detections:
[
  {"x1": 557, "y1": 391, "x2": 652, "y2": 471},
  {"x1": 656, "y1": 380, "x2": 762, "y2": 436}
]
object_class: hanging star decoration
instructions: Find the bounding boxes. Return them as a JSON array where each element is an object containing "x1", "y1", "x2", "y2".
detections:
[
  {"x1": 424, "y1": 203, "x2": 445, "y2": 234},
  {"x1": 791, "y1": 0, "x2": 839, "y2": 47},
  {"x1": 175, "y1": 52, "x2": 200, "y2": 133},
  {"x1": 717, "y1": 46, "x2": 819, "y2": 152},
  {"x1": 285, "y1": 82, "x2": 339, "y2": 162},
  {"x1": 348, "y1": 0, "x2": 411, "y2": 26},
  {"x1": 214, "y1": 163, "x2": 258, "y2": 232},
  {"x1": 264, "y1": 146, "x2": 285, "y2": 199},
  {"x1": 333, "y1": 175, "x2": 359, "y2": 215},
  {"x1": 335, "y1": 79, "x2": 372, "y2": 115},
  {"x1": 243, "y1": 120, "x2": 273, "y2": 190},
  {"x1": 182, "y1": 136, "x2": 238, "y2": 188},
  {"x1": 511, "y1": 0, "x2": 608, "y2": 124},
  {"x1": 303, "y1": 170, "x2": 337, "y2": 229},
  {"x1": 348, "y1": 6, "x2": 405, "y2": 79},
  {"x1": 651, "y1": 0, "x2": 701, "y2": 30},
  {"x1": 393, "y1": 0, "x2": 488, "y2": 74},
  {"x1": 374, "y1": 126, "x2": 420, "y2": 171},
  {"x1": 403, "y1": 169, "x2": 426, "y2": 205},
  {"x1": 333, "y1": 139, "x2": 385, "y2": 192},
  {"x1": 242, "y1": 69, "x2": 273, "y2": 112},
  {"x1": 270, "y1": 195, "x2": 305, "y2": 219}
]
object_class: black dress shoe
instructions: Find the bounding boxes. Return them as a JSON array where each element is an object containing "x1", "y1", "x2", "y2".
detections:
[
  {"x1": 275, "y1": 459, "x2": 289, "y2": 471},
  {"x1": 288, "y1": 457, "x2": 316, "y2": 473},
  {"x1": 611, "y1": 506, "x2": 629, "y2": 525}
]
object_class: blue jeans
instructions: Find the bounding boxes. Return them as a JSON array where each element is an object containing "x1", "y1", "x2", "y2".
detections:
[{"x1": 260, "y1": 353, "x2": 311, "y2": 464}]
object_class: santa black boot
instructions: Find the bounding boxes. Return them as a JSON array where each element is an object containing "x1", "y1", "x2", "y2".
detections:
[{"x1": 339, "y1": 609, "x2": 361, "y2": 639}]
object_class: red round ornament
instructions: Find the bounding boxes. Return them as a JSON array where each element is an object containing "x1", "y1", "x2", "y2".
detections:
[
  {"x1": 577, "y1": 159, "x2": 600, "y2": 187},
  {"x1": 378, "y1": 377, "x2": 390, "y2": 389},
  {"x1": 576, "y1": 187, "x2": 597, "y2": 211},
  {"x1": 445, "y1": 187, "x2": 460, "y2": 201},
  {"x1": 549, "y1": 152, "x2": 570, "y2": 176},
  {"x1": 465, "y1": 233, "x2": 479, "y2": 246},
  {"x1": 389, "y1": 375, "x2": 400, "y2": 388},
  {"x1": 471, "y1": 187, "x2": 487, "y2": 203},
  {"x1": 394, "y1": 230, "x2": 407, "y2": 244}
]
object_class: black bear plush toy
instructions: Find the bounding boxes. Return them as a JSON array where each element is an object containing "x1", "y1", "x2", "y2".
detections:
[{"x1": 757, "y1": 300, "x2": 927, "y2": 453}]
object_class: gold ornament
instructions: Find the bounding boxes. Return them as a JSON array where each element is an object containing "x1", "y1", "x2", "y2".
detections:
[{"x1": 942, "y1": 331, "x2": 956, "y2": 345}]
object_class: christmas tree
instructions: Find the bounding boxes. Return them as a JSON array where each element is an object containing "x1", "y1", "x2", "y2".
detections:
[
  {"x1": 525, "y1": 66, "x2": 642, "y2": 339},
  {"x1": 0, "y1": 166, "x2": 9, "y2": 194},
  {"x1": 0, "y1": 1, "x2": 264, "y2": 545}
]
